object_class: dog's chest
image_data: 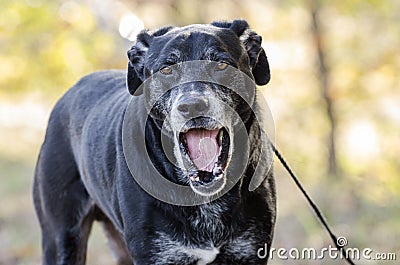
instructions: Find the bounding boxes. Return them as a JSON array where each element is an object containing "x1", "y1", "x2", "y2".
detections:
[
  {"x1": 151, "y1": 205, "x2": 260, "y2": 264},
  {"x1": 152, "y1": 231, "x2": 258, "y2": 265}
]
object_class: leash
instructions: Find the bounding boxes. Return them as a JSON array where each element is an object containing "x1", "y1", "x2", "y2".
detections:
[{"x1": 270, "y1": 142, "x2": 356, "y2": 265}]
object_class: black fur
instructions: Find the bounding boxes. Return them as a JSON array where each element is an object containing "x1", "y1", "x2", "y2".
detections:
[{"x1": 33, "y1": 20, "x2": 276, "y2": 265}]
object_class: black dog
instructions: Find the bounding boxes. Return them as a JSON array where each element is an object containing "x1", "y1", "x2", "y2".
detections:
[{"x1": 33, "y1": 19, "x2": 276, "y2": 265}]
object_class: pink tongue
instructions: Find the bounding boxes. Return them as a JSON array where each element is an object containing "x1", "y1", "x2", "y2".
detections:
[{"x1": 185, "y1": 129, "x2": 219, "y2": 172}]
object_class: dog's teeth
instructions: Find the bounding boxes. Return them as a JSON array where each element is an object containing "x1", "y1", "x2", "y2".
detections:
[
  {"x1": 218, "y1": 130, "x2": 223, "y2": 145},
  {"x1": 213, "y1": 166, "x2": 223, "y2": 175},
  {"x1": 190, "y1": 175, "x2": 200, "y2": 182}
]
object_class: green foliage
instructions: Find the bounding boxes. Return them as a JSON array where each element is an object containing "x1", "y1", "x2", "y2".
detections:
[{"x1": 0, "y1": 0, "x2": 125, "y2": 98}]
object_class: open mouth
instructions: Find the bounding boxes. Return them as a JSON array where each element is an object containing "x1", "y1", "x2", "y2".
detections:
[{"x1": 178, "y1": 127, "x2": 230, "y2": 192}]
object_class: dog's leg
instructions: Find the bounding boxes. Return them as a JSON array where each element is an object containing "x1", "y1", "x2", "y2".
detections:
[
  {"x1": 96, "y1": 212, "x2": 133, "y2": 265},
  {"x1": 33, "y1": 132, "x2": 95, "y2": 265},
  {"x1": 33, "y1": 175, "x2": 57, "y2": 264}
]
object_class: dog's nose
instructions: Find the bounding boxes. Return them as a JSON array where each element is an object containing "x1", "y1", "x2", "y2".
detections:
[{"x1": 176, "y1": 96, "x2": 209, "y2": 117}]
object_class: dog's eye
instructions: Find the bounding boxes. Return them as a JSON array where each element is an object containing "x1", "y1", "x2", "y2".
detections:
[
  {"x1": 160, "y1": 66, "x2": 173, "y2": 75},
  {"x1": 215, "y1": 62, "x2": 228, "y2": 71}
]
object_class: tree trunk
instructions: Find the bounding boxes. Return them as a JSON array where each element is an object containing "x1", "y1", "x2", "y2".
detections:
[{"x1": 309, "y1": 0, "x2": 338, "y2": 176}]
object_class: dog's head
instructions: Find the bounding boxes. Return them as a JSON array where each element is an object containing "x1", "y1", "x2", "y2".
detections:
[{"x1": 127, "y1": 20, "x2": 270, "y2": 196}]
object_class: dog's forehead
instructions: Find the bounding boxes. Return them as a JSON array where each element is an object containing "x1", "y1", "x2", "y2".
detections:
[
  {"x1": 164, "y1": 24, "x2": 233, "y2": 40},
  {"x1": 149, "y1": 24, "x2": 242, "y2": 60}
]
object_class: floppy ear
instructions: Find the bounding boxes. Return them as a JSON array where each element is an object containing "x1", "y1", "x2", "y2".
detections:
[
  {"x1": 212, "y1": 19, "x2": 271, "y2": 85},
  {"x1": 127, "y1": 26, "x2": 175, "y2": 95},
  {"x1": 242, "y1": 31, "x2": 271, "y2": 86},
  {"x1": 127, "y1": 31, "x2": 153, "y2": 95}
]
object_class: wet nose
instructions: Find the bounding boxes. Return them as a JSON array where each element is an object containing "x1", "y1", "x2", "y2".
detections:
[{"x1": 176, "y1": 96, "x2": 209, "y2": 117}]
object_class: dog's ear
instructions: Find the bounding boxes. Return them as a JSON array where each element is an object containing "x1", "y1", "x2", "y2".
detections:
[
  {"x1": 127, "y1": 31, "x2": 152, "y2": 95},
  {"x1": 127, "y1": 26, "x2": 175, "y2": 95},
  {"x1": 212, "y1": 19, "x2": 271, "y2": 85},
  {"x1": 241, "y1": 30, "x2": 271, "y2": 86}
]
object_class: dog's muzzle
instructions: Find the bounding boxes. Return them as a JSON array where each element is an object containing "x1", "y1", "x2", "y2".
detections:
[{"x1": 172, "y1": 92, "x2": 232, "y2": 195}]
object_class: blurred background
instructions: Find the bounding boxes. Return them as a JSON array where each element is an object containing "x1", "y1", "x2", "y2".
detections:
[{"x1": 0, "y1": 0, "x2": 399, "y2": 264}]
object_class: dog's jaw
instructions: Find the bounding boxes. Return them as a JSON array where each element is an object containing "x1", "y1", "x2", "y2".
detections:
[{"x1": 172, "y1": 124, "x2": 232, "y2": 196}]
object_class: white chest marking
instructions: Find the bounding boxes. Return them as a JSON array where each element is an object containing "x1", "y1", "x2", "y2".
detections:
[
  {"x1": 153, "y1": 232, "x2": 220, "y2": 264},
  {"x1": 188, "y1": 247, "x2": 220, "y2": 265}
]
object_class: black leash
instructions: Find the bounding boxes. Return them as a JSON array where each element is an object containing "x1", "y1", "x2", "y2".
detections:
[{"x1": 270, "y1": 142, "x2": 356, "y2": 265}]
